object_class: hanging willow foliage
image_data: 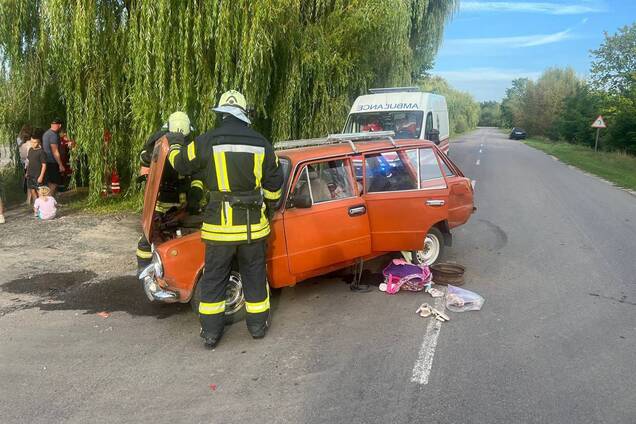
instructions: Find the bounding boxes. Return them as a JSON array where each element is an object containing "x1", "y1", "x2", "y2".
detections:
[{"x1": 0, "y1": 0, "x2": 458, "y2": 201}]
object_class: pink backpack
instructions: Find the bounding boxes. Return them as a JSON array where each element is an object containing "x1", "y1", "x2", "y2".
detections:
[{"x1": 382, "y1": 259, "x2": 432, "y2": 294}]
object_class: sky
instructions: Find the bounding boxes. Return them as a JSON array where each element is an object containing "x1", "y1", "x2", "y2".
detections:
[{"x1": 431, "y1": 0, "x2": 636, "y2": 101}]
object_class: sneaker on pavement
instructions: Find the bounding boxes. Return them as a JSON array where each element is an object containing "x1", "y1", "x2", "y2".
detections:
[{"x1": 0, "y1": 214, "x2": 5, "y2": 224}]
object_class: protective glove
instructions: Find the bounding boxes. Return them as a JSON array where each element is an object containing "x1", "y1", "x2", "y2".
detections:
[
  {"x1": 166, "y1": 132, "x2": 186, "y2": 146},
  {"x1": 265, "y1": 200, "x2": 276, "y2": 221}
]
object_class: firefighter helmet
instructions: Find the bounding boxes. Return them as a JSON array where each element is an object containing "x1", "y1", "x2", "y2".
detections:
[
  {"x1": 217, "y1": 90, "x2": 247, "y2": 112},
  {"x1": 168, "y1": 111, "x2": 191, "y2": 136}
]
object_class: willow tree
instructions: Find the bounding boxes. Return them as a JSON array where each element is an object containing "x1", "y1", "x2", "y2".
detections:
[{"x1": 0, "y1": 0, "x2": 458, "y2": 201}]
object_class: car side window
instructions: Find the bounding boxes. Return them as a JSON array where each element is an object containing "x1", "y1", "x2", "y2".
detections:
[
  {"x1": 292, "y1": 159, "x2": 354, "y2": 204},
  {"x1": 365, "y1": 151, "x2": 417, "y2": 192},
  {"x1": 419, "y1": 148, "x2": 447, "y2": 190},
  {"x1": 438, "y1": 156, "x2": 455, "y2": 177}
]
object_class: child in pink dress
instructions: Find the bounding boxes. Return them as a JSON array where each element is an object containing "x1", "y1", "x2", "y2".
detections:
[{"x1": 33, "y1": 186, "x2": 58, "y2": 220}]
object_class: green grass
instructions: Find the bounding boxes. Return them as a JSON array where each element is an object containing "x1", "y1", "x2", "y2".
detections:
[
  {"x1": 524, "y1": 138, "x2": 636, "y2": 191},
  {"x1": 66, "y1": 193, "x2": 142, "y2": 214}
]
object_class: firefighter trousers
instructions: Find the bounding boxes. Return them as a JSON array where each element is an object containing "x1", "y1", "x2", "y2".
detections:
[
  {"x1": 199, "y1": 240, "x2": 270, "y2": 338},
  {"x1": 136, "y1": 235, "x2": 153, "y2": 275}
]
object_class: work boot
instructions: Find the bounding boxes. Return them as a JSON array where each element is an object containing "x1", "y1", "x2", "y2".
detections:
[
  {"x1": 248, "y1": 312, "x2": 270, "y2": 340},
  {"x1": 200, "y1": 328, "x2": 223, "y2": 349}
]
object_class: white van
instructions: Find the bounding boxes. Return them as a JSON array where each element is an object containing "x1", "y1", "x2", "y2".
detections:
[{"x1": 343, "y1": 87, "x2": 450, "y2": 154}]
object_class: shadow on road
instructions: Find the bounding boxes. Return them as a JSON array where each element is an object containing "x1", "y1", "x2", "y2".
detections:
[{"x1": 1, "y1": 271, "x2": 187, "y2": 319}]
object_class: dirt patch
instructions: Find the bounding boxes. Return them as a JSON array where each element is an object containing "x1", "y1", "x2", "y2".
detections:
[
  {"x1": 1, "y1": 273, "x2": 186, "y2": 318},
  {"x1": 2, "y1": 271, "x2": 97, "y2": 295}
]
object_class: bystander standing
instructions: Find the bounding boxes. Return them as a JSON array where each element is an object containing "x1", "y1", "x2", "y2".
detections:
[
  {"x1": 26, "y1": 131, "x2": 47, "y2": 205},
  {"x1": 42, "y1": 118, "x2": 66, "y2": 196}
]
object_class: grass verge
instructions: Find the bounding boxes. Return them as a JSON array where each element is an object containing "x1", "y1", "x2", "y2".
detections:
[{"x1": 524, "y1": 138, "x2": 636, "y2": 191}]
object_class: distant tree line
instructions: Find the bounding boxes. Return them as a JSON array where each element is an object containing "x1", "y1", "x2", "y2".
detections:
[
  {"x1": 418, "y1": 76, "x2": 480, "y2": 135},
  {"x1": 480, "y1": 24, "x2": 636, "y2": 154}
]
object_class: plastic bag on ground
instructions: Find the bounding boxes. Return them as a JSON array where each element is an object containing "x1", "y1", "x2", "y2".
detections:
[{"x1": 445, "y1": 284, "x2": 484, "y2": 312}]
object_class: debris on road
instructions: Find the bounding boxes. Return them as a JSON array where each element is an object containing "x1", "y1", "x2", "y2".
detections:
[
  {"x1": 381, "y1": 259, "x2": 432, "y2": 294},
  {"x1": 445, "y1": 285, "x2": 484, "y2": 312},
  {"x1": 430, "y1": 262, "x2": 466, "y2": 286},
  {"x1": 416, "y1": 303, "x2": 450, "y2": 322},
  {"x1": 96, "y1": 311, "x2": 111, "y2": 318}
]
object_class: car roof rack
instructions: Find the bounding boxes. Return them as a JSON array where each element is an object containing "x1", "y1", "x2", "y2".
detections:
[
  {"x1": 275, "y1": 131, "x2": 397, "y2": 154},
  {"x1": 368, "y1": 87, "x2": 421, "y2": 94}
]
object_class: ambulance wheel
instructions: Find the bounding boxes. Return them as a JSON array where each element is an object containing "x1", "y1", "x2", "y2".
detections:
[
  {"x1": 414, "y1": 227, "x2": 445, "y2": 266},
  {"x1": 191, "y1": 271, "x2": 246, "y2": 325}
]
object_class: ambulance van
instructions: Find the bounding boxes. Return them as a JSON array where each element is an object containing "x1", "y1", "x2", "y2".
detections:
[{"x1": 343, "y1": 87, "x2": 451, "y2": 154}]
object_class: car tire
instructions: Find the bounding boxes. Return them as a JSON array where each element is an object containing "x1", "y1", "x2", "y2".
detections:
[
  {"x1": 413, "y1": 227, "x2": 445, "y2": 266},
  {"x1": 190, "y1": 271, "x2": 246, "y2": 325}
]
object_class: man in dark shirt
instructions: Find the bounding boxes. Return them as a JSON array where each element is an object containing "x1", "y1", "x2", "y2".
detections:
[{"x1": 42, "y1": 118, "x2": 65, "y2": 195}]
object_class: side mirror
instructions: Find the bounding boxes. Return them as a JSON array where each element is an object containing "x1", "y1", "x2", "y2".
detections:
[
  {"x1": 427, "y1": 128, "x2": 440, "y2": 144},
  {"x1": 288, "y1": 192, "x2": 312, "y2": 209}
]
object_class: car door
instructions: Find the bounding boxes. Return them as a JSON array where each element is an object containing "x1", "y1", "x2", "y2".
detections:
[
  {"x1": 437, "y1": 153, "x2": 474, "y2": 228},
  {"x1": 283, "y1": 158, "x2": 372, "y2": 275},
  {"x1": 363, "y1": 147, "x2": 449, "y2": 252}
]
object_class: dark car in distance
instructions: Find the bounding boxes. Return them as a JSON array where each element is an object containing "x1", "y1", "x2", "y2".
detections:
[{"x1": 509, "y1": 128, "x2": 527, "y2": 140}]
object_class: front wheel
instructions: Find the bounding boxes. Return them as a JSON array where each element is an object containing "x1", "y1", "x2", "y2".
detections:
[
  {"x1": 414, "y1": 227, "x2": 445, "y2": 266},
  {"x1": 191, "y1": 271, "x2": 246, "y2": 325}
]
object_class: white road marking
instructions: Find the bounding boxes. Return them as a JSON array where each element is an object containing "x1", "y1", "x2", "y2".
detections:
[
  {"x1": 479, "y1": 149, "x2": 482, "y2": 153},
  {"x1": 476, "y1": 159, "x2": 480, "y2": 166},
  {"x1": 480, "y1": 143, "x2": 483, "y2": 148},
  {"x1": 411, "y1": 298, "x2": 444, "y2": 385}
]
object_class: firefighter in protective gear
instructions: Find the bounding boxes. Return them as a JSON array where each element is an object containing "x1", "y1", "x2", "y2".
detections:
[
  {"x1": 167, "y1": 90, "x2": 283, "y2": 349},
  {"x1": 136, "y1": 111, "x2": 205, "y2": 275}
]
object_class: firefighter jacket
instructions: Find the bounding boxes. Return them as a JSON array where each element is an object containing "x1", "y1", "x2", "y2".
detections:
[
  {"x1": 140, "y1": 130, "x2": 205, "y2": 213},
  {"x1": 167, "y1": 115, "x2": 283, "y2": 244}
]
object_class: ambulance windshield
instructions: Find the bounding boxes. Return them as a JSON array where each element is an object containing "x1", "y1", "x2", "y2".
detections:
[{"x1": 344, "y1": 111, "x2": 424, "y2": 139}]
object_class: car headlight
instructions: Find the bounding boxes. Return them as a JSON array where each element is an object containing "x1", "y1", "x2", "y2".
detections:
[{"x1": 152, "y1": 251, "x2": 164, "y2": 278}]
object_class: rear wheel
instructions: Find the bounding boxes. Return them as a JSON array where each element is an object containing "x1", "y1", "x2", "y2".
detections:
[
  {"x1": 414, "y1": 227, "x2": 445, "y2": 266},
  {"x1": 191, "y1": 271, "x2": 246, "y2": 325}
]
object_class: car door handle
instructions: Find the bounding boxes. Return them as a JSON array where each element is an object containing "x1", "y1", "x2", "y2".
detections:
[
  {"x1": 348, "y1": 205, "x2": 367, "y2": 217},
  {"x1": 426, "y1": 199, "x2": 445, "y2": 206}
]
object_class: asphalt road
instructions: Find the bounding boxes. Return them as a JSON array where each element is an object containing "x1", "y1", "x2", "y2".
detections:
[{"x1": 1, "y1": 127, "x2": 635, "y2": 423}]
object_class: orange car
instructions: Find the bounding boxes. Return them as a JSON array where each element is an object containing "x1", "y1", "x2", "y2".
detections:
[{"x1": 139, "y1": 132, "x2": 474, "y2": 318}]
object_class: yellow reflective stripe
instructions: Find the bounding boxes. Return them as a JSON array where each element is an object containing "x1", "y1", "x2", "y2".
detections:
[
  {"x1": 179, "y1": 192, "x2": 187, "y2": 205},
  {"x1": 253, "y1": 153, "x2": 264, "y2": 188},
  {"x1": 202, "y1": 214, "x2": 268, "y2": 234},
  {"x1": 187, "y1": 142, "x2": 196, "y2": 161},
  {"x1": 263, "y1": 188, "x2": 281, "y2": 200},
  {"x1": 191, "y1": 179, "x2": 204, "y2": 190},
  {"x1": 168, "y1": 148, "x2": 180, "y2": 167},
  {"x1": 136, "y1": 249, "x2": 153, "y2": 259},
  {"x1": 213, "y1": 152, "x2": 230, "y2": 191},
  {"x1": 199, "y1": 301, "x2": 226, "y2": 315},
  {"x1": 226, "y1": 202, "x2": 233, "y2": 226},
  {"x1": 201, "y1": 226, "x2": 270, "y2": 242},
  {"x1": 245, "y1": 293, "x2": 270, "y2": 314}
]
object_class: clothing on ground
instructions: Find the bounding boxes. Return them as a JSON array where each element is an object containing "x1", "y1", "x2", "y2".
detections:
[
  {"x1": 42, "y1": 129, "x2": 60, "y2": 164},
  {"x1": 34, "y1": 197, "x2": 57, "y2": 220}
]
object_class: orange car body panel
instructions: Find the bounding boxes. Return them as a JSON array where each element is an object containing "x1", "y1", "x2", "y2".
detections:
[{"x1": 142, "y1": 138, "x2": 473, "y2": 302}]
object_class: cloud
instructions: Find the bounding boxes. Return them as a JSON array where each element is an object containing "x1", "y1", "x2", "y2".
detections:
[
  {"x1": 434, "y1": 68, "x2": 542, "y2": 82},
  {"x1": 439, "y1": 19, "x2": 589, "y2": 55},
  {"x1": 460, "y1": 1, "x2": 603, "y2": 15},
  {"x1": 431, "y1": 68, "x2": 543, "y2": 101}
]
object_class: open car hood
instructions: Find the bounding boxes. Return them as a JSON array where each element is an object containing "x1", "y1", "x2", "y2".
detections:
[{"x1": 141, "y1": 137, "x2": 169, "y2": 242}]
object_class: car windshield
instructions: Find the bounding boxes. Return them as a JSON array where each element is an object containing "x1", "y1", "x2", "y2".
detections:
[{"x1": 345, "y1": 111, "x2": 424, "y2": 139}]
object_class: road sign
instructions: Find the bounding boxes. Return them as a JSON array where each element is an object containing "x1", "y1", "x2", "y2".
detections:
[{"x1": 592, "y1": 115, "x2": 606, "y2": 129}]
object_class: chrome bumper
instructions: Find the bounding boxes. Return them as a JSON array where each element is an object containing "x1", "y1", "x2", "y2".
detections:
[{"x1": 139, "y1": 265, "x2": 179, "y2": 303}]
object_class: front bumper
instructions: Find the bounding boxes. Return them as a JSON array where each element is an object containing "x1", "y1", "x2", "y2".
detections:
[{"x1": 139, "y1": 264, "x2": 179, "y2": 303}]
